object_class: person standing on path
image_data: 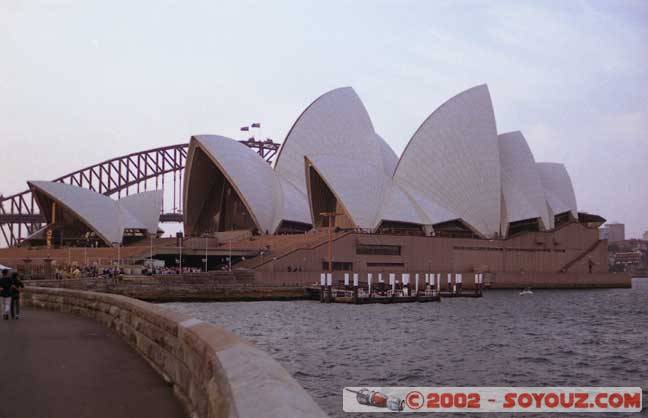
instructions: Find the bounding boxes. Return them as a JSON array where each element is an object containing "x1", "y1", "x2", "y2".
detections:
[
  {"x1": 0, "y1": 269, "x2": 12, "y2": 320},
  {"x1": 9, "y1": 272, "x2": 24, "y2": 319}
]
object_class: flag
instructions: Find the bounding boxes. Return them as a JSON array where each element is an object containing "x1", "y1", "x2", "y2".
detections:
[
  {"x1": 251, "y1": 122, "x2": 261, "y2": 128},
  {"x1": 240, "y1": 126, "x2": 249, "y2": 131}
]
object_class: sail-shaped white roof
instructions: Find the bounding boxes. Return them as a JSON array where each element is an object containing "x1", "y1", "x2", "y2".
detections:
[
  {"x1": 393, "y1": 84, "x2": 501, "y2": 237},
  {"x1": 185, "y1": 135, "x2": 281, "y2": 234},
  {"x1": 118, "y1": 190, "x2": 164, "y2": 234},
  {"x1": 28, "y1": 181, "x2": 162, "y2": 245},
  {"x1": 182, "y1": 85, "x2": 580, "y2": 238},
  {"x1": 498, "y1": 131, "x2": 552, "y2": 232},
  {"x1": 537, "y1": 162, "x2": 578, "y2": 218},
  {"x1": 275, "y1": 87, "x2": 399, "y2": 229}
]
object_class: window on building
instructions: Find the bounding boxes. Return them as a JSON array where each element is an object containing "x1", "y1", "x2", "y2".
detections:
[
  {"x1": 321, "y1": 261, "x2": 353, "y2": 271},
  {"x1": 356, "y1": 244, "x2": 401, "y2": 256},
  {"x1": 366, "y1": 262, "x2": 405, "y2": 267}
]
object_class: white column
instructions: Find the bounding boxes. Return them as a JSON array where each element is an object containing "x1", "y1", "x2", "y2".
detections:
[
  {"x1": 389, "y1": 273, "x2": 395, "y2": 291},
  {"x1": 326, "y1": 273, "x2": 332, "y2": 287},
  {"x1": 447, "y1": 273, "x2": 452, "y2": 288},
  {"x1": 436, "y1": 273, "x2": 441, "y2": 290},
  {"x1": 415, "y1": 273, "x2": 419, "y2": 293},
  {"x1": 353, "y1": 273, "x2": 359, "y2": 287},
  {"x1": 402, "y1": 273, "x2": 409, "y2": 286},
  {"x1": 424, "y1": 273, "x2": 429, "y2": 284},
  {"x1": 378, "y1": 273, "x2": 384, "y2": 283},
  {"x1": 320, "y1": 273, "x2": 326, "y2": 286},
  {"x1": 456, "y1": 273, "x2": 463, "y2": 284},
  {"x1": 368, "y1": 273, "x2": 373, "y2": 294},
  {"x1": 344, "y1": 273, "x2": 350, "y2": 287}
]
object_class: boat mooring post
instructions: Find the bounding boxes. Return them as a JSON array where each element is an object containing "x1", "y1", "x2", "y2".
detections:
[
  {"x1": 326, "y1": 273, "x2": 333, "y2": 303},
  {"x1": 320, "y1": 273, "x2": 326, "y2": 303},
  {"x1": 402, "y1": 273, "x2": 410, "y2": 296}
]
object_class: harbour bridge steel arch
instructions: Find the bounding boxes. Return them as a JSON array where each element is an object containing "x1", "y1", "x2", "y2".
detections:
[{"x1": 0, "y1": 139, "x2": 280, "y2": 247}]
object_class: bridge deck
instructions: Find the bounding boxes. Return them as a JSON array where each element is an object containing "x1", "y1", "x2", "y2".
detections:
[{"x1": 0, "y1": 308, "x2": 186, "y2": 418}]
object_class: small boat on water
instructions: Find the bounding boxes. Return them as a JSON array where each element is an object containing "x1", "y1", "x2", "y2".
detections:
[{"x1": 519, "y1": 287, "x2": 534, "y2": 296}]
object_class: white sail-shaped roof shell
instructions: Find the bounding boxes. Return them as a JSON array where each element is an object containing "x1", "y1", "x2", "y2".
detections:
[
  {"x1": 498, "y1": 131, "x2": 552, "y2": 232},
  {"x1": 393, "y1": 84, "x2": 501, "y2": 237},
  {"x1": 118, "y1": 190, "x2": 164, "y2": 234},
  {"x1": 185, "y1": 135, "x2": 281, "y2": 234},
  {"x1": 28, "y1": 181, "x2": 162, "y2": 245},
  {"x1": 537, "y1": 162, "x2": 578, "y2": 218},
  {"x1": 307, "y1": 155, "x2": 391, "y2": 229},
  {"x1": 276, "y1": 87, "x2": 399, "y2": 229}
]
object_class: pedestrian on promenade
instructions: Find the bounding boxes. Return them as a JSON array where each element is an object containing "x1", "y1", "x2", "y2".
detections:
[
  {"x1": 1, "y1": 269, "x2": 11, "y2": 320},
  {"x1": 9, "y1": 272, "x2": 24, "y2": 319}
]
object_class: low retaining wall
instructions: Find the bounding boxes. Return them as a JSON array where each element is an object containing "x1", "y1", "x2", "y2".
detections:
[
  {"x1": 22, "y1": 287, "x2": 328, "y2": 418},
  {"x1": 24, "y1": 278, "x2": 308, "y2": 302}
]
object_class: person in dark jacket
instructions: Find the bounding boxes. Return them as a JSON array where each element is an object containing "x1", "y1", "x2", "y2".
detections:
[
  {"x1": 9, "y1": 272, "x2": 24, "y2": 319},
  {"x1": 0, "y1": 269, "x2": 11, "y2": 320}
]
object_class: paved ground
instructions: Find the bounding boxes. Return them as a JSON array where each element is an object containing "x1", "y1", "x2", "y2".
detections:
[{"x1": 0, "y1": 308, "x2": 186, "y2": 418}]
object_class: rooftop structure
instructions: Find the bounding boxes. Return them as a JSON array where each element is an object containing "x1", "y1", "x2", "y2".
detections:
[
  {"x1": 185, "y1": 85, "x2": 580, "y2": 239},
  {"x1": 27, "y1": 181, "x2": 163, "y2": 246}
]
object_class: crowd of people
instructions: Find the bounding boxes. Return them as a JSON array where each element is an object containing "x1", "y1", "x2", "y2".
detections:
[
  {"x1": 0, "y1": 269, "x2": 24, "y2": 320},
  {"x1": 54, "y1": 265, "x2": 120, "y2": 280}
]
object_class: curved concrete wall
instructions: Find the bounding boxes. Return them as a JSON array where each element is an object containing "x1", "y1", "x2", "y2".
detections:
[{"x1": 22, "y1": 287, "x2": 327, "y2": 418}]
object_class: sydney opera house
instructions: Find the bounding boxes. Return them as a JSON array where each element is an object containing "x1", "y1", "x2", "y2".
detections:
[
  {"x1": 184, "y1": 85, "x2": 585, "y2": 239},
  {"x1": 177, "y1": 84, "x2": 610, "y2": 283},
  {"x1": 12, "y1": 84, "x2": 615, "y2": 286}
]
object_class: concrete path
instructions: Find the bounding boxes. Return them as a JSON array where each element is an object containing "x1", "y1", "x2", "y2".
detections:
[{"x1": 0, "y1": 308, "x2": 186, "y2": 418}]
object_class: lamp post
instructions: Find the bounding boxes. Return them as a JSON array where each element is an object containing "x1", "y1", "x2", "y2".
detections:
[
  {"x1": 149, "y1": 233, "x2": 154, "y2": 273},
  {"x1": 319, "y1": 212, "x2": 344, "y2": 273},
  {"x1": 112, "y1": 242, "x2": 120, "y2": 280},
  {"x1": 203, "y1": 234, "x2": 209, "y2": 272}
]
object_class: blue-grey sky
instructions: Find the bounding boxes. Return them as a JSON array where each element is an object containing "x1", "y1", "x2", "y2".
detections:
[{"x1": 2, "y1": 0, "x2": 647, "y2": 237}]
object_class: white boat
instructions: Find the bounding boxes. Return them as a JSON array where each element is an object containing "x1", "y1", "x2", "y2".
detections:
[{"x1": 519, "y1": 288, "x2": 533, "y2": 295}]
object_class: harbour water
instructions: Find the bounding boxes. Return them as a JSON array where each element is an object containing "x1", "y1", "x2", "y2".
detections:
[{"x1": 162, "y1": 278, "x2": 648, "y2": 417}]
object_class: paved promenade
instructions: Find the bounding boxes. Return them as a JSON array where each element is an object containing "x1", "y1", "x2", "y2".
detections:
[{"x1": 0, "y1": 308, "x2": 186, "y2": 418}]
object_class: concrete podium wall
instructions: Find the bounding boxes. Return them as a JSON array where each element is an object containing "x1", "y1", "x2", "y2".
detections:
[{"x1": 22, "y1": 287, "x2": 327, "y2": 418}]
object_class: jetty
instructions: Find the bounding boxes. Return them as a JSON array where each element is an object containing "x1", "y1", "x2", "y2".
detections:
[{"x1": 309, "y1": 272, "x2": 484, "y2": 304}]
